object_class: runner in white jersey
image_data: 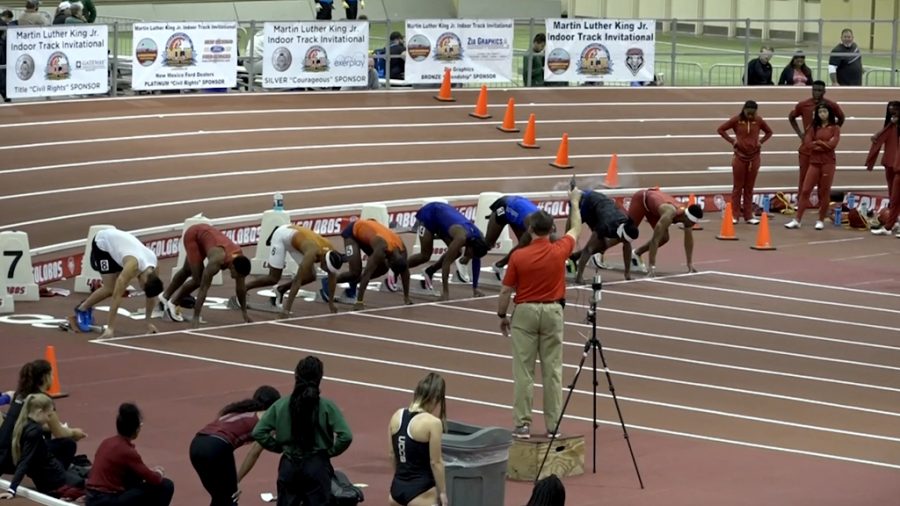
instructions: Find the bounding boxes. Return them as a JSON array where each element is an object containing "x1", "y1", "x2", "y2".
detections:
[{"x1": 73, "y1": 227, "x2": 164, "y2": 338}]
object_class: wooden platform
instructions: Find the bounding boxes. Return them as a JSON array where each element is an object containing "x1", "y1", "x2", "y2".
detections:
[{"x1": 506, "y1": 434, "x2": 585, "y2": 481}]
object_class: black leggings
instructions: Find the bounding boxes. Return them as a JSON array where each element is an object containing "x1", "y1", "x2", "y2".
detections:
[
  {"x1": 189, "y1": 434, "x2": 238, "y2": 506},
  {"x1": 276, "y1": 452, "x2": 333, "y2": 506},
  {"x1": 48, "y1": 437, "x2": 77, "y2": 470},
  {"x1": 85, "y1": 479, "x2": 174, "y2": 506}
]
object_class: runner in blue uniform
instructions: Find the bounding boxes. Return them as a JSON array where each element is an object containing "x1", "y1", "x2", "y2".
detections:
[
  {"x1": 405, "y1": 202, "x2": 489, "y2": 300},
  {"x1": 568, "y1": 189, "x2": 640, "y2": 283},
  {"x1": 459, "y1": 195, "x2": 540, "y2": 280}
]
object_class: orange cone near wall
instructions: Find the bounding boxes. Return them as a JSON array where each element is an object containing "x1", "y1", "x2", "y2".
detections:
[
  {"x1": 518, "y1": 113, "x2": 539, "y2": 149},
  {"x1": 750, "y1": 212, "x2": 777, "y2": 250},
  {"x1": 469, "y1": 85, "x2": 491, "y2": 119},
  {"x1": 45, "y1": 345, "x2": 68, "y2": 399},
  {"x1": 716, "y1": 202, "x2": 739, "y2": 241},
  {"x1": 434, "y1": 68, "x2": 455, "y2": 102},
  {"x1": 550, "y1": 134, "x2": 574, "y2": 169},
  {"x1": 602, "y1": 154, "x2": 619, "y2": 188},
  {"x1": 497, "y1": 98, "x2": 519, "y2": 133},
  {"x1": 688, "y1": 194, "x2": 703, "y2": 230}
]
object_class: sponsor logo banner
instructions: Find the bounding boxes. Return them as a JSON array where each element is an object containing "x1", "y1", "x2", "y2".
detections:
[
  {"x1": 5, "y1": 25, "x2": 108, "y2": 98},
  {"x1": 404, "y1": 19, "x2": 514, "y2": 83},
  {"x1": 262, "y1": 22, "x2": 369, "y2": 88},
  {"x1": 544, "y1": 18, "x2": 655, "y2": 83},
  {"x1": 131, "y1": 22, "x2": 237, "y2": 90}
]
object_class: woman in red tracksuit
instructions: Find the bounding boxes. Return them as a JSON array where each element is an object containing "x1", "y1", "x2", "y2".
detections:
[
  {"x1": 717, "y1": 100, "x2": 773, "y2": 225},
  {"x1": 785, "y1": 103, "x2": 841, "y2": 230},
  {"x1": 867, "y1": 101, "x2": 900, "y2": 236}
]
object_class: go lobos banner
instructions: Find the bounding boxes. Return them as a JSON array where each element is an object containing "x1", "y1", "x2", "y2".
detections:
[
  {"x1": 544, "y1": 18, "x2": 655, "y2": 83},
  {"x1": 5, "y1": 25, "x2": 108, "y2": 98},
  {"x1": 261, "y1": 21, "x2": 369, "y2": 88},
  {"x1": 404, "y1": 19, "x2": 514, "y2": 83},
  {"x1": 131, "y1": 22, "x2": 238, "y2": 90}
]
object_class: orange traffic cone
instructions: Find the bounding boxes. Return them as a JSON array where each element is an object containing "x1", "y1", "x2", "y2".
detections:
[
  {"x1": 550, "y1": 134, "x2": 574, "y2": 169},
  {"x1": 469, "y1": 85, "x2": 491, "y2": 119},
  {"x1": 497, "y1": 98, "x2": 519, "y2": 133},
  {"x1": 434, "y1": 68, "x2": 455, "y2": 102},
  {"x1": 44, "y1": 345, "x2": 68, "y2": 399},
  {"x1": 750, "y1": 212, "x2": 777, "y2": 250},
  {"x1": 716, "y1": 202, "x2": 739, "y2": 241},
  {"x1": 602, "y1": 154, "x2": 619, "y2": 188},
  {"x1": 688, "y1": 194, "x2": 703, "y2": 230},
  {"x1": 518, "y1": 113, "x2": 539, "y2": 149}
]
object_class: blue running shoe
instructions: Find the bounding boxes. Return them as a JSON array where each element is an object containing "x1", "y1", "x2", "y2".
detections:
[{"x1": 74, "y1": 306, "x2": 92, "y2": 332}]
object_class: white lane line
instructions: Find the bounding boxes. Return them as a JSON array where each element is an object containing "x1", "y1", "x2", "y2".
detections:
[
  {"x1": 174, "y1": 329, "x2": 900, "y2": 444},
  {"x1": 1, "y1": 101, "x2": 885, "y2": 129},
  {"x1": 0, "y1": 139, "x2": 871, "y2": 175},
  {"x1": 89, "y1": 338, "x2": 900, "y2": 470},
  {"x1": 708, "y1": 270, "x2": 900, "y2": 299},
  {"x1": 708, "y1": 164, "x2": 870, "y2": 172},
  {"x1": 590, "y1": 288, "x2": 900, "y2": 334},
  {"x1": 370, "y1": 305, "x2": 900, "y2": 394},
  {"x1": 648, "y1": 279, "x2": 900, "y2": 316},
  {"x1": 807, "y1": 237, "x2": 866, "y2": 245},
  {"x1": 848, "y1": 278, "x2": 897, "y2": 287},
  {"x1": 832, "y1": 252, "x2": 893, "y2": 262},
  {"x1": 279, "y1": 321, "x2": 900, "y2": 417},
  {"x1": 0, "y1": 129, "x2": 880, "y2": 151}
]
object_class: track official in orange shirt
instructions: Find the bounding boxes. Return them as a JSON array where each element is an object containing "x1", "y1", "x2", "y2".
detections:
[{"x1": 497, "y1": 188, "x2": 583, "y2": 439}]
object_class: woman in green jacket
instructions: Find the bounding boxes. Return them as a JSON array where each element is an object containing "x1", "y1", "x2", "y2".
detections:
[{"x1": 252, "y1": 356, "x2": 352, "y2": 506}]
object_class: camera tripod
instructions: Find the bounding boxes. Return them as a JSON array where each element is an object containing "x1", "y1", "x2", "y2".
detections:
[{"x1": 536, "y1": 274, "x2": 644, "y2": 489}]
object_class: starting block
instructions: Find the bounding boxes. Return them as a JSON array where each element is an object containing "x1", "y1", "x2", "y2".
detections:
[
  {"x1": 170, "y1": 215, "x2": 222, "y2": 286},
  {"x1": 251, "y1": 210, "x2": 296, "y2": 276},
  {"x1": 0, "y1": 289, "x2": 12, "y2": 314},
  {"x1": 0, "y1": 231, "x2": 40, "y2": 302},
  {"x1": 477, "y1": 266, "x2": 505, "y2": 287},
  {"x1": 74, "y1": 225, "x2": 114, "y2": 294},
  {"x1": 360, "y1": 203, "x2": 390, "y2": 226}
]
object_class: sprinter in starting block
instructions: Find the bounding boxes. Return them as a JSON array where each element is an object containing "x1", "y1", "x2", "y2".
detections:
[
  {"x1": 568, "y1": 189, "x2": 640, "y2": 282},
  {"x1": 404, "y1": 202, "x2": 490, "y2": 300},
  {"x1": 627, "y1": 187, "x2": 703, "y2": 277},
  {"x1": 457, "y1": 195, "x2": 540, "y2": 282},
  {"x1": 72, "y1": 227, "x2": 164, "y2": 338},
  {"x1": 334, "y1": 219, "x2": 411, "y2": 310},
  {"x1": 240, "y1": 225, "x2": 344, "y2": 316},
  {"x1": 159, "y1": 224, "x2": 252, "y2": 328}
]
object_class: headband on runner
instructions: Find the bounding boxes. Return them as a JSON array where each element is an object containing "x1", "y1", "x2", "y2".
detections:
[
  {"x1": 324, "y1": 250, "x2": 344, "y2": 274},
  {"x1": 685, "y1": 206, "x2": 702, "y2": 223}
]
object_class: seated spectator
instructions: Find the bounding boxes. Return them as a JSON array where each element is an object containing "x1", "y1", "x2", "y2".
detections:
[
  {"x1": 73, "y1": 0, "x2": 95, "y2": 23},
  {"x1": 190, "y1": 386, "x2": 280, "y2": 506},
  {"x1": 85, "y1": 403, "x2": 174, "y2": 506},
  {"x1": 65, "y1": 3, "x2": 86, "y2": 23},
  {"x1": 0, "y1": 360, "x2": 86, "y2": 476},
  {"x1": 745, "y1": 46, "x2": 774, "y2": 85},
  {"x1": 525, "y1": 474, "x2": 566, "y2": 506},
  {"x1": 778, "y1": 51, "x2": 813, "y2": 86},
  {"x1": 388, "y1": 373, "x2": 448, "y2": 506},
  {"x1": 523, "y1": 34, "x2": 546, "y2": 86},
  {"x1": 252, "y1": 356, "x2": 352, "y2": 505},
  {"x1": 53, "y1": 1, "x2": 70, "y2": 24},
  {"x1": 18, "y1": 0, "x2": 49, "y2": 26},
  {"x1": 0, "y1": 394, "x2": 85, "y2": 501},
  {"x1": 0, "y1": 10, "x2": 13, "y2": 24},
  {"x1": 388, "y1": 31, "x2": 406, "y2": 81}
]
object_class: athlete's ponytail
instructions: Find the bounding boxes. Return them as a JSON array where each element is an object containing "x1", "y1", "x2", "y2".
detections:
[{"x1": 289, "y1": 356, "x2": 324, "y2": 451}]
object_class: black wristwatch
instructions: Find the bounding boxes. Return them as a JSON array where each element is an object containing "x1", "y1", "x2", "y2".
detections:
[{"x1": 498, "y1": 313, "x2": 508, "y2": 319}]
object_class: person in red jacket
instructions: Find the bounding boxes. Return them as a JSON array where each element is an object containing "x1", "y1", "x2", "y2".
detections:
[
  {"x1": 85, "y1": 403, "x2": 174, "y2": 506},
  {"x1": 785, "y1": 104, "x2": 841, "y2": 230},
  {"x1": 787, "y1": 81, "x2": 845, "y2": 195},
  {"x1": 867, "y1": 101, "x2": 900, "y2": 236},
  {"x1": 717, "y1": 100, "x2": 773, "y2": 224}
]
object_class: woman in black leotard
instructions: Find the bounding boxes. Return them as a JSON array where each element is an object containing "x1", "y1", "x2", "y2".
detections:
[{"x1": 388, "y1": 373, "x2": 448, "y2": 506}]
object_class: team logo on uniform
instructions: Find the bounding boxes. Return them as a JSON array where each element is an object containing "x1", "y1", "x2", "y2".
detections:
[
  {"x1": 45, "y1": 52, "x2": 70, "y2": 80},
  {"x1": 434, "y1": 32, "x2": 463, "y2": 61},
  {"x1": 578, "y1": 43, "x2": 611, "y2": 76},
  {"x1": 164, "y1": 32, "x2": 195, "y2": 67},
  {"x1": 15, "y1": 54, "x2": 35, "y2": 81},
  {"x1": 303, "y1": 46, "x2": 329, "y2": 72},
  {"x1": 625, "y1": 48, "x2": 645, "y2": 76}
]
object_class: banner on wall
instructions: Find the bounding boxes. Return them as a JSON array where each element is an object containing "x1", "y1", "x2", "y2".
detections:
[
  {"x1": 5, "y1": 25, "x2": 108, "y2": 99},
  {"x1": 544, "y1": 18, "x2": 655, "y2": 83},
  {"x1": 404, "y1": 19, "x2": 514, "y2": 83},
  {"x1": 131, "y1": 22, "x2": 237, "y2": 90},
  {"x1": 261, "y1": 22, "x2": 369, "y2": 88}
]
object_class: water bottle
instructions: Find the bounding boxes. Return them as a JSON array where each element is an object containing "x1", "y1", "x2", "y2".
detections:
[
  {"x1": 762, "y1": 195, "x2": 771, "y2": 215},
  {"x1": 847, "y1": 193, "x2": 856, "y2": 209},
  {"x1": 834, "y1": 206, "x2": 842, "y2": 227},
  {"x1": 273, "y1": 192, "x2": 284, "y2": 211}
]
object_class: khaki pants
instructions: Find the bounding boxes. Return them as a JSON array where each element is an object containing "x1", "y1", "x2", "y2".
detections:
[{"x1": 511, "y1": 302, "x2": 564, "y2": 431}]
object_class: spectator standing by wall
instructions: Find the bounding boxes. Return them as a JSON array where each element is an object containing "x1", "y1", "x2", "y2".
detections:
[
  {"x1": 745, "y1": 47, "x2": 774, "y2": 85},
  {"x1": 787, "y1": 81, "x2": 845, "y2": 196},
  {"x1": 18, "y1": 0, "x2": 48, "y2": 26},
  {"x1": 388, "y1": 31, "x2": 406, "y2": 81},
  {"x1": 498, "y1": 189, "x2": 583, "y2": 439},
  {"x1": 341, "y1": 0, "x2": 362, "y2": 20},
  {"x1": 314, "y1": 0, "x2": 334, "y2": 20},
  {"x1": 65, "y1": 3, "x2": 85, "y2": 23},
  {"x1": 524, "y1": 34, "x2": 546, "y2": 87},
  {"x1": 85, "y1": 403, "x2": 174, "y2": 506},
  {"x1": 829, "y1": 29, "x2": 863, "y2": 86},
  {"x1": 252, "y1": 356, "x2": 353, "y2": 506},
  {"x1": 52, "y1": 1, "x2": 69, "y2": 25},
  {"x1": 777, "y1": 51, "x2": 812, "y2": 86},
  {"x1": 73, "y1": 0, "x2": 95, "y2": 23}
]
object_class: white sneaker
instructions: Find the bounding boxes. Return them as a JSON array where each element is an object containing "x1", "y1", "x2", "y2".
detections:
[
  {"x1": 158, "y1": 294, "x2": 184, "y2": 322},
  {"x1": 454, "y1": 258, "x2": 471, "y2": 283},
  {"x1": 420, "y1": 275, "x2": 434, "y2": 292},
  {"x1": 747, "y1": 218, "x2": 760, "y2": 225},
  {"x1": 590, "y1": 253, "x2": 608, "y2": 270},
  {"x1": 491, "y1": 264, "x2": 504, "y2": 281},
  {"x1": 871, "y1": 227, "x2": 891, "y2": 236},
  {"x1": 815, "y1": 221, "x2": 824, "y2": 230},
  {"x1": 784, "y1": 219, "x2": 801, "y2": 229},
  {"x1": 732, "y1": 218, "x2": 738, "y2": 225}
]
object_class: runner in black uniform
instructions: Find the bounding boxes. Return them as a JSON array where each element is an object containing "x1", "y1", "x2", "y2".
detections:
[
  {"x1": 568, "y1": 188, "x2": 640, "y2": 283},
  {"x1": 389, "y1": 373, "x2": 448, "y2": 506}
]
